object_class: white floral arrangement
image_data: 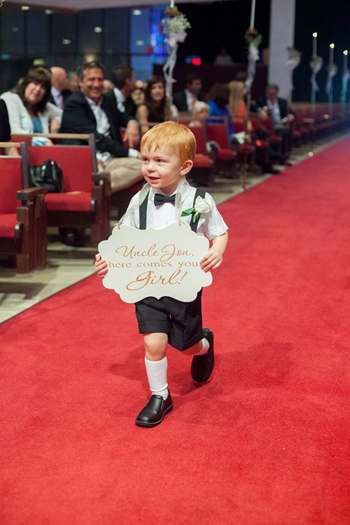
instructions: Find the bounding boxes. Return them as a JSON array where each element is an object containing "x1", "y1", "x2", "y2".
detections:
[
  {"x1": 310, "y1": 55, "x2": 323, "y2": 74},
  {"x1": 162, "y1": 12, "x2": 191, "y2": 36},
  {"x1": 310, "y1": 56, "x2": 323, "y2": 66},
  {"x1": 287, "y1": 47, "x2": 301, "y2": 68},
  {"x1": 181, "y1": 196, "x2": 212, "y2": 222},
  {"x1": 245, "y1": 28, "x2": 262, "y2": 49},
  {"x1": 327, "y1": 64, "x2": 338, "y2": 75}
]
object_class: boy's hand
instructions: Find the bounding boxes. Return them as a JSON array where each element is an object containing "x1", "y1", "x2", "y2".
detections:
[
  {"x1": 200, "y1": 231, "x2": 228, "y2": 273},
  {"x1": 200, "y1": 248, "x2": 223, "y2": 273},
  {"x1": 95, "y1": 254, "x2": 108, "y2": 278}
]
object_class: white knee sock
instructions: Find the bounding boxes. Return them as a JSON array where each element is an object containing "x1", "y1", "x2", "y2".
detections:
[
  {"x1": 195, "y1": 337, "x2": 210, "y2": 356},
  {"x1": 144, "y1": 357, "x2": 169, "y2": 400}
]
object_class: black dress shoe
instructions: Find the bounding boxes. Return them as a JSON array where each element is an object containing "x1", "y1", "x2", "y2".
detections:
[
  {"x1": 135, "y1": 391, "x2": 173, "y2": 427},
  {"x1": 191, "y1": 328, "x2": 215, "y2": 382}
]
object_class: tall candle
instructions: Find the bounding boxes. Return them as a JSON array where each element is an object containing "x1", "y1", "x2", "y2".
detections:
[
  {"x1": 170, "y1": 0, "x2": 175, "y2": 7},
  {"x1": 330, "y1": 43, "x2": 335, "y2": 66},
  {"x1": 312, "y1": 32, "x2": 318, "y2": 56},
  {"x1": 344, "y1": 50, "x2": 348, "y2": 72},
  {"x1": 250, "y1": 0, "x2": 256, "y2": 29}
]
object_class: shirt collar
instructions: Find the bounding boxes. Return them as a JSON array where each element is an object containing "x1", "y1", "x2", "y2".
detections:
[
  {"x1": 185, "y1": 89, "x2": 195, "y2": 103},
  {"x1": 51, "y1": 87, "x2": 61, "y2": 97},
  {"x1": 114, "y1": 88, "x2": 126, "y2": 103},
  {"x1": 85, "y1": 95, "x2": 103, "y2": 109}
]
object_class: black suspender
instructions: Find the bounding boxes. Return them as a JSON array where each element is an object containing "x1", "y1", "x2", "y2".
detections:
[
  {"x1": 190, "y1": 188, "x2": 206, "y2": 232},
  {"x1": 139, "y1": 192, "x2": 148, "y2": 230}
]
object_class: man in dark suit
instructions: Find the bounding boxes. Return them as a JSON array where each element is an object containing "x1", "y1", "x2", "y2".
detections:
[
  {"x1": 257, "y1": 84, "x2": 294, "y2": 128},
  {"x1": 60, "y1": 61, "x2": 142, "y2": 194},
  {"x1": 173, "y1": 73, "x2": 204, "y2": 112},
  {"x1": 49, "y1": 67, "x2": 72, "y2": 109},
  {"x1": 256, "y1": 83, "x2": 295, "y2": 163},
  {"x1": 105, "y1": 65, "x2": 138, "y2": 118}
]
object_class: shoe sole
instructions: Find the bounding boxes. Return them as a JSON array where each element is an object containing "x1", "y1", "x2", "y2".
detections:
[{"x1": 135, "y1": 403, "x2": 173, "y2": 428}]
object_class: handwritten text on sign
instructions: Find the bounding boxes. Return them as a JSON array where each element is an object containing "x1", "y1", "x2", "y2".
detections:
[{"x1": 98, "y1": 223, "x2": 213, "y2": 303}]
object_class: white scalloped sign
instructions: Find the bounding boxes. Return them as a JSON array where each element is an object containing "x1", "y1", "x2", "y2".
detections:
[{"x1": 98, "y1": 222, "x2": 213, "y2": 303}]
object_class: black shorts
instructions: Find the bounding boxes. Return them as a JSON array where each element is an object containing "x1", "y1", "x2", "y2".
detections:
[{"x1": 135, "y1": 292, "x2": 203, "y2": 351}]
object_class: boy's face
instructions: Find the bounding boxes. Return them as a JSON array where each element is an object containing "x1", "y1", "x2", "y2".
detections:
[{"x1": 141, "y1": 144, "x2": 193, "y2": 196}]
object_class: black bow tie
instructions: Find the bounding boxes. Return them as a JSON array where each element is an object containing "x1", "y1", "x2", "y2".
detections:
[{"x1": 154, "y1": 193, "x2": 176, "y2": 207}]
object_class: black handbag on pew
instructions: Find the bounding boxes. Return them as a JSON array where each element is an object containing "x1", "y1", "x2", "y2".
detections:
[{"x1": 30, "y1": 159, "x2": 64, "y2": 193}]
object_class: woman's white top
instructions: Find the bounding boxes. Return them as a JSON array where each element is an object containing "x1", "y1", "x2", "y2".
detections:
[{"x1": 0, "y1": 91, "x2": 62, "y2": 134}]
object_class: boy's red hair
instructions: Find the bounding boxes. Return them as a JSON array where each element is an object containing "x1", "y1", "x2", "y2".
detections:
[{"x1": 141, "y1": 121, "x2": 197, "y2": 163}]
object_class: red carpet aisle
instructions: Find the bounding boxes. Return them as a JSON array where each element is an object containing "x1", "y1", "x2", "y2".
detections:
[{"x1": 1, "y1": 138, "x2": 350, "y2": 525}]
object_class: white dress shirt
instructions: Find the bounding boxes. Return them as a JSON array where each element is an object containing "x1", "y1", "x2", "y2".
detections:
[
  {"x1": 113, "y1": 88, "x2": 126, "y2": 113},
  {"x1": 86, "y1": 96, "x2": 112, "y2": 164},
  {"x1": 122, "y1": 180, "x2": 228, "y2": 241},
  {"x1": 86, "y1": 96, "x2": 139, "y2": 163},
  {"x1": 267, "y1": 99, "x2": 282, "y2": 127},
  {"x1": 51, "y1": 87, "x2": 64, "y2": 109},
  {"x1": 185, "y1": 89, "x2": 197, "y2": 111}
]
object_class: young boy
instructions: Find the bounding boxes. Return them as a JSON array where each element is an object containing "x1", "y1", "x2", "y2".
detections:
[{"x1": 95, "y1": 122, "x2": 228, "y2": 427}]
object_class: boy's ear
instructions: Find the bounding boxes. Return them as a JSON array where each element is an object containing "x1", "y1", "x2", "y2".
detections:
[{"x1": 180, "y1": 159, "x2": 193, "y2": 176}]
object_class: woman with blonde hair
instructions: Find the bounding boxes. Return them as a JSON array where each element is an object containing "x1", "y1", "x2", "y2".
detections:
[{"x1": 228, "y1": 80, "x2": 252, "y2": 134}]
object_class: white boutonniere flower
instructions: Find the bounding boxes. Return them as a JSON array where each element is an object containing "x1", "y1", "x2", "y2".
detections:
[{"x1": 181, "y1": 196, "x2": 212, "y2": 222}]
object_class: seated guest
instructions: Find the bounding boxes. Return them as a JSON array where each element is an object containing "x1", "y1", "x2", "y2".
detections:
[
  {"x1": 60, "y1": 60, "x2": 142, "y2": 194},
  {"x1": 206, "y1": 82, "x2": 235, "y2": 139},
  {"x1": 173, "y1": 73, "x2": 204, "y2": 112},
  {"x1": 189, "y1": 101, "x2": 209, "y2": 127},
  {"x1": 228, "y1": 80, "x2": 253, "y2": 134},
  {"x1": 256, "y1": 83, "x2": 294, "y2": 162},
  {"x1": 136, "y1": 75, "x2": 178, "y2": 133},
  {"x1": 49, "y1": 66, "x2": 71, "y2": 109},
  {"x1": 214, "y1": 47, "x2": 234, "y2": 66},
  {"x1": 256, "y1": 83, "x2": 294, "y2": 129},
  {"x1": 105, "y1": 65, "x2": 138, "y2": 117},
  {"x1": 0, "y1": 99, "x2": 18, "y2": 155},
  {"x1": 1, "y1": 67, "x2": 62, "y2": 144}
]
